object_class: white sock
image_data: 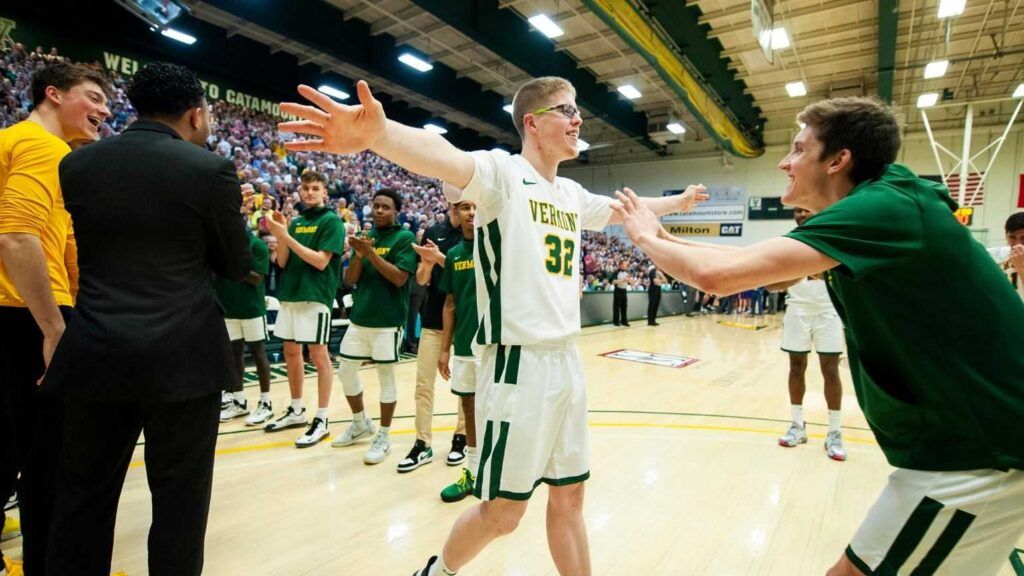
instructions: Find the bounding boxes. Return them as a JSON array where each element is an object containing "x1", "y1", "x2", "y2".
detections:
[
  {"x1": 290, "y1": 399, "x2": 303, "y2": 413},
  {"x1": 234, "y1": 391, "x2": 247, "y2": 404},
  {"x1": 353, "y1": 410, "x2": 365, "y2": 426},
  {"x1": 828, "y1": 410, "x2": 842, "y2": 433},
  {"x1": 260, "y1": 392, "x2": 271, "y2": 403},
  {"x1": 791, "y1": 404, "x2": 804, "y2": 427},
  {"x1": 379, "y1": 426, "x2": 390, "y2": 436},
  {"x1": 466, "y1": 446, "x2": 479, "y2": 476},
  {"x1": 316, "y1": 408, "x2": 329, "y2": 421},
  {"x1": 432, "y1": 552, "x2": 456, "y2": 576}
]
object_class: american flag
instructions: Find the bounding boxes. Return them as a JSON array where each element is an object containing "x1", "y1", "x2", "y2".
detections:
[{"x1": 922, "y1": 173, "x2": 985, "y2": 207}]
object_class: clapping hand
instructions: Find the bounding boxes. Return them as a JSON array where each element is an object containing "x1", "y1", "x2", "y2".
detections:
[
  {"x1": 412, "y1": 240, "x2": 442, "y2": 266},
  {"x1": 266, "y1": 210, "x2": 288, "y2": 237},
  {"x1": 1009, "y1": 244, "x2": 1024, "y2": 275},
  {"x1": 348, "y1": 233, "x2": 375, "y2": 257}
]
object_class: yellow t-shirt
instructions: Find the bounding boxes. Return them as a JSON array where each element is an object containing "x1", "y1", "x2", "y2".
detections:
[{"x1": 0, "y1": 121, "x2": 75, "y2": 307}]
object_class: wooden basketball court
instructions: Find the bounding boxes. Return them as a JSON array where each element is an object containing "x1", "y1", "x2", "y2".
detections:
[{"x1": 5, "y1": 314, "x2": 1018, "y2": 574}]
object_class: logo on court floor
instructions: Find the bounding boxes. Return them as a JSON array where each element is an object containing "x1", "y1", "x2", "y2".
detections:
[
  {"x1": 599, "y1": 349, "x2": 698, "y2": 369},
  {"x1": 1010, "y1": 548, "x2": 1024, "y2": 575}
]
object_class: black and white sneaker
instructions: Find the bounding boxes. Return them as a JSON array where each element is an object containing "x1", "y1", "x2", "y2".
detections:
[
  {"x1": 447, "y1": 434, "x2": 467, "y2": 466},
  {"x1": 4, "y1": 491, "x2": 17, "y2": 511},
  {"x1": 264, "y1": 406, "x2": 307, "y2": 433},
  {"x1": 396, "y1": 439, "x2": 434, "y2": 473},
  {"x1": 412, "y1": 555, "x2": 438, "y2": 576},
  {"x1": 295, "y1": 417, "x2": 329, "y2": 448}
]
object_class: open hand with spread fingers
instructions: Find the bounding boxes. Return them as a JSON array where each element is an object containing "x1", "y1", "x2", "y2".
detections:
[
  {"x1": 612, "y1": 188, "x2": 665, "y2": 245},
  {"x1": 278, "y1": 80, "x2": 387, "y2": 155}
]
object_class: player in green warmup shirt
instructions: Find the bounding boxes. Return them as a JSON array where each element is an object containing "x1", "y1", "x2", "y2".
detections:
[
  {"x1": 614, "y1": 97, "x2": 1024, "y2": 576},
  {"x1": 434, "y1": 199, "x2": 479, "y2": 503},
  {"x1": 215, "y1": 229, "x2": 275, "y2": 426},
  {"x1": 264, "y1": 170, "x2": 345, "y2": 448},
  {"x1": 331, "y1": 188, "x2": 418, "y2": 465}
]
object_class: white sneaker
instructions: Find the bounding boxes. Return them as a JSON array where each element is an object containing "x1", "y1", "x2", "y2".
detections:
[
  {"x1": 825, "y1": 430, "x2": 847, "y2": 461},
  {"x1": 264, "y1": 405, "x2": 307, "y2": 432},
  {"x1": 778, "y1": 423, "x2": 807, "y2": 447},
  {"x1": 363, "y1": 430, "x2": 391, "y2": 464},
  {"x1": 220, "y1": 391, "x2": 232, "y2": 411},
  {"x1": 219, "y1": 399, "x2": 249, "y2": 422},
  {"x1": 331, "y1": 415, "x2": 376, "y2": 447},
  {"x1": 295, "y1": 417, "x2": 329, "y2": 448},
  {"x1": 245, "y1": 400, "x2": 274, "y2": 426}
]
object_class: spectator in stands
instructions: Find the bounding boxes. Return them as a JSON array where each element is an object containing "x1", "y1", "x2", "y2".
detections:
[{"x1": 990, "y1": 212, "x2": 1024, "y2": 301}]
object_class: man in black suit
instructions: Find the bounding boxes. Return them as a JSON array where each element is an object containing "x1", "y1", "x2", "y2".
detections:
[{"x1": 44, "y1": 62, "x2": 250, "y2": 576}]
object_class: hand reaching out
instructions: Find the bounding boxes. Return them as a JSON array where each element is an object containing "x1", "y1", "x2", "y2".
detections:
[{"x1": 278, "y1": 81, "x2": 387, "y2": 155}]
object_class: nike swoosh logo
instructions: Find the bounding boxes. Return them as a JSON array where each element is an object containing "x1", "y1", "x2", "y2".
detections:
[
  {"x1": 522, "y1": 178, "x2": 537, "y2": 185},
  {"x1": 438, "y1": 237, "x2": 447, "y2": 241}
]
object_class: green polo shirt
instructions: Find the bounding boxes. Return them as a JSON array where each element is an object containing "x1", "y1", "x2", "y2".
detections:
[
  {"x1": 438, "y1": 238, "x2": 478, "y2": 357},
  {"x1": 277, "y1": 206, "x2": 345, "y2": 308},
  {"x1": 786, "y1": 163, "x2": 1024, "y2": 472},
  {"x1": 350, "y1": 225, "x2": 417, "y2": 328},
  {"x1": 215, "y1": 233, "x2": 269, "y2": 319}
]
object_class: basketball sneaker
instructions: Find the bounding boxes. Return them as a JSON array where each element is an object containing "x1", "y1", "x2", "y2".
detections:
[
  {"x1": 264, "y1": 406, "x2": 307, "y2": 433},
  {"x1": 219, "y1": 391, "x2": 232, "y2": 411},
  {"x1": 440, "y1": 467, "x2": 476, "y2": 503},
  {"x1": 295, "y1": 417, "x2": 329, "y2": 448},
  {"x1": 364, "y1": 430, "x2": 391, "y2": 465},
  {"x1": 2, "y1": 516, "x2": 20, "y2": 541},
  {"x1": 4, "y1": 492, "x2": 16, "y2": 511},
  {"x1": 245, "y1": 400, "x2": 274, "y2": 426},
  {"x1": 331, "y1": 414, "x2": 376, "y2": 447},
  {"x1": 447, "y1": 434, "x2": 467, "y2": 466},
  {"x1": 397, "y1": 439, "x2": 433, "y2": 473},
  {"x1": 412, "y1": 556, "x2": 438, "y2": 576},
  {"x1": 778, "y1": 423, "x2": 807, "y2": 447},
  {"x1": 219, "y1": 399, "x2": 248, "y2": 422},
  {"x1": 825, "y1": 430, "x2": 847, "y2": 461}
]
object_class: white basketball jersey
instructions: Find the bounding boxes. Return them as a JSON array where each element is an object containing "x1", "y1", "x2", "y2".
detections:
[
  {"x1": 785, "y1": 277, "x2": 836, "y2": 316},
  {"x1": 988, "y1": 246, "x2": 1024, "y2": 301},
  {"x1": 449, "y1": 150, "x2": 613, "y2": 345}
]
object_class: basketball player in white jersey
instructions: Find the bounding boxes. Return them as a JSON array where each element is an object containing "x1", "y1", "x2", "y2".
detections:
[
  {"x1": 767, "y1": 207, "x2": 845, "y2": 460},
  {"x1": 988, "y1": 212, "x2": 1024, "y2": 302},
  {"x1": 277, "y1": 77, "x2": 706, "y2": 576}
]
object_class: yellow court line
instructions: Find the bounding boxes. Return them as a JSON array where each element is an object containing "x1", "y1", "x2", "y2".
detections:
[{"x1": 127, "y1": 422, "x2": 875, "y2": 468}]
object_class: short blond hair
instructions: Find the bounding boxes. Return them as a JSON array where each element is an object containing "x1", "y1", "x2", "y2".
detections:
[{"x1": 511, "y1": 77, "x2": 576, "y2": 139}]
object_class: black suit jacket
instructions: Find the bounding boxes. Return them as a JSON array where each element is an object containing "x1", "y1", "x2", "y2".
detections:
[{"x1": 48, "y1": 120, "x2": 251, "y2": 402}]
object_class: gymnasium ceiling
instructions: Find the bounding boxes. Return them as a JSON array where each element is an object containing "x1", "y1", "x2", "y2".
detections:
[{"x1": 180, "y1": 0, "x2": 1024, "y2": 165}]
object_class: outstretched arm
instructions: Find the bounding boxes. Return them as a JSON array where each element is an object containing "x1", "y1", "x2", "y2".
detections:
[
  {"x1": 606, "y1": 185, "x2": 709, "y2": 225},
  {"x1": 279, "y1": 82, "x2": 475, "y2": 188},
  {"x1": 614, "y1": 190, "x2": 837, "y2": 295}
]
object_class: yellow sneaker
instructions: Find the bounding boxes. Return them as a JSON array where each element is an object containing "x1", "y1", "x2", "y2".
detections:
[
  {"x1": 1, "y1": 516, "x2": 19, "y2": 541},
  {"x1": 3, "y1": 557, "x2": 25, "y2": 576}
]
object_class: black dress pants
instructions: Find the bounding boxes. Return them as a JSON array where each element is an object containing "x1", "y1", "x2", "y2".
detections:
[
  {"x1": 612, "y1": 288, "x2": 628, "y2": 325},
  {"x1": 46, "y1": 392, "x2": 220, "y2": 576},
  {"x1": 647, "y1": 287, "x2": 662, "y2": 325},
  {"x1": 0, "y1": 306, "x2": 71, "y2": 574}
]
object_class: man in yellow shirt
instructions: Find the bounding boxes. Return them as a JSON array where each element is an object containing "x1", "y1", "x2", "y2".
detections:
[{"x1": 0, "y1": 61, "x2": 110, "y2": 576}]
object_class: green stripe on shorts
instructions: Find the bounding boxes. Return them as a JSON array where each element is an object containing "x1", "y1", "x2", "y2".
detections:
[
  {"x1": 910, "y1": 509, "x2": 975, "y2": 575},
  {"x1": 881, "y1": 496, "x2": 944, "y2": 572},
  {"x1": 474, "y1": 420, "x2": 495, "y2": 500}
]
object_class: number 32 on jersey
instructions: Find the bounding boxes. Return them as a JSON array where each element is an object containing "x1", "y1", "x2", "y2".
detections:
[{"x1": 544, "y1": 233, "x2": 575, "y2": 277}]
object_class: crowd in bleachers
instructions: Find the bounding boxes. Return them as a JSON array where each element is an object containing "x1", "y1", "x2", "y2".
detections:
[{"x1": 2, "y1": 44, "x2": 663, "y2": 291}]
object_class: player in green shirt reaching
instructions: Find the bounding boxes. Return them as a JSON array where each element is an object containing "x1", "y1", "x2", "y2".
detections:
[{"x1": 614, "y1": 97, "x2": 1024, "y2": 576}]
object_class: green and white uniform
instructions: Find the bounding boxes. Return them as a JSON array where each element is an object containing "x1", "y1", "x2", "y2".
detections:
[
  {"x1": 439, "y1": 238, "x2": 479, "y2": 396},
  {"x1": 275, "y1": 206, "x2": 344, "y2": 344},
  {"x1": 339, "y1": 224, "x2": 417, "y2": 363},
  {"x1": 447, "y1": 150, "x2": 613, "y2": 501},
  {"x1": 779, "y1": 278, "x2": 843, "y2": 354},
  {"x1": 215, "y1": 233, "x2": 270, "y2": 342},
  {"x1": 787, "y1": 164, "x2": 1024, "y2": 574}
]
